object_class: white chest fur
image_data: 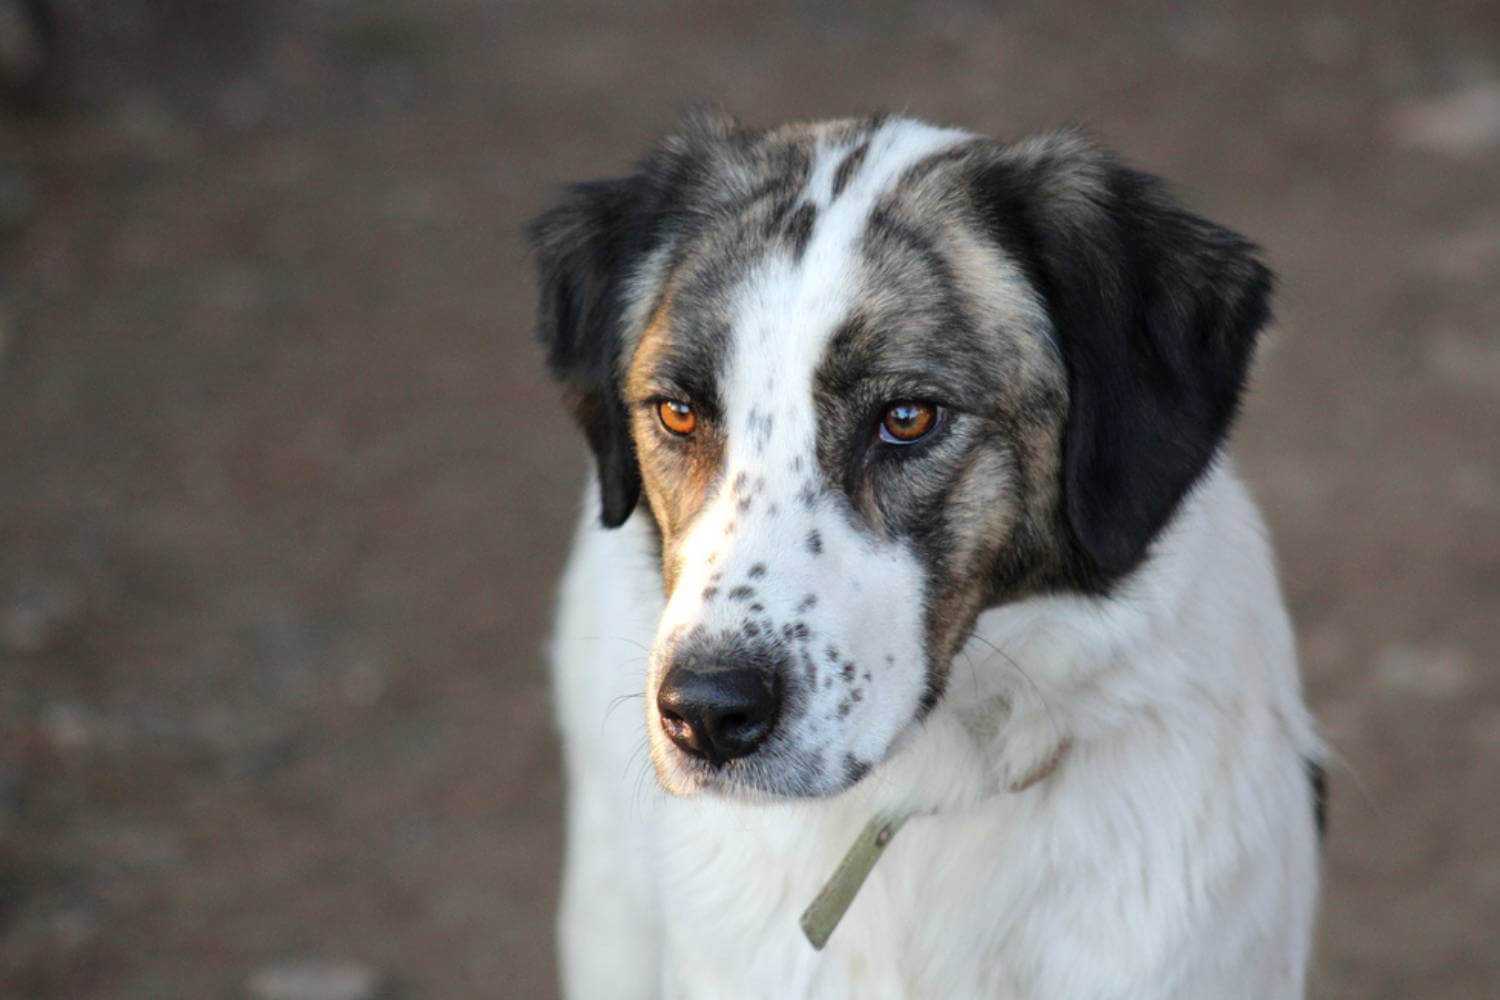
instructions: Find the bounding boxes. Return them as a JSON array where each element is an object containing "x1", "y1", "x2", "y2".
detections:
[{"x1": 550, "y1": 464, "x2": 1320, "y2": 1000}]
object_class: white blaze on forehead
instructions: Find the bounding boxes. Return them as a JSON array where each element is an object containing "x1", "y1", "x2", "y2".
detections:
[
  {"x1": 812, "y1": 118, "x2": 974, "y2": 208},
  {"x1": 725, "y1": 119, "x2": 975, "y2": 467}
]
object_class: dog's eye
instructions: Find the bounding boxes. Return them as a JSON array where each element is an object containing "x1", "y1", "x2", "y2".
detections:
[
  {"x1": 658, "y1": 399, "x2": 697, "y2": 436},
  {"x1": 879, "y1": 401, "x2": 938, "y2": 444}
]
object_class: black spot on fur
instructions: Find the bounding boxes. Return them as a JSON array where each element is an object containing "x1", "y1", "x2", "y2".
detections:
[
  {"x1": 841, "y1": 661, "x2": 856, "y2": 682},
  {"x1": 796, "y1": 594, "x2": 817, "y2": 613},
  {"x1": 785, "y1": 202, "x2": 816, "y2": 260},
  {"x1": 831, "y1": 140, "x2": 870, "y2": 199},
  {"x1": 750, "y1": 602, "x2": 765, "y2": 613},
  {"x1": 745, "y1": 621, "x2": 760, "y2": 636},
  {"x1": 763, "y1": 194, "x2": 798, "y2": 238},
  {"x1": 728, "y1": 585, "x2": 755, "y2": 601},
  {"x1": 837, "y1": 699, "x2": 852, "y2": 718},
  {"x1": 790, "y1": 622, "x2": 810, "y2": 641},
  {"x1": 825, "y1": 645, "x2": 839, "y2": 663},
  {"x1": 806, "y1": 530, "x2": 823, "y2": 555},
  {"x1": 748, "y1": 563, "x2": 767, "y2": 578},
  {"x1": 743, "y1": 409, "x2": 775, "y2": 453},
  {"x1": 807, "y1": 749, "x2": 826, "y2": 778},
  {"x1": 843, "y1": 754, "x2": 870, "y2": 783},
  {"x1": 702, "y1": 586, "x2": 719, "y2": 601}
]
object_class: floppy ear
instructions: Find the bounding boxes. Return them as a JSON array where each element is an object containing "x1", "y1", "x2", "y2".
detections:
[
  {"x1": 527, "y1": 177, "x2": 655, "y2": 527},
  {"x1": 528, "y1": 111, "x2": 745, "y2": 528},
  {"x1": 975, "y1": 133, "x2": 1273, "y2": 586}
]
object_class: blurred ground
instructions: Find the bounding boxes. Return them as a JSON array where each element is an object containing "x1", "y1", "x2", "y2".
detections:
[{"x1": 0, "y1": 1, "x2": 1496, "y2": 997}]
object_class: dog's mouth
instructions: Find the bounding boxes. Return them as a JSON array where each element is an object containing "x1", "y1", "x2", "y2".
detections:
[
  {"x1": 653, "y1": 736, "x2": 873, "y2": 800},
  {"x1": 654, "y1": 734, "x2": 835, "y2": 799}
]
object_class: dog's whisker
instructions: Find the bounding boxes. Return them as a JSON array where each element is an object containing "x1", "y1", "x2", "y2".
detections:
[
  {"x1": 964, "y1": 630, "x2": 1064, "y2": 748},
  {"x1": 564, "y1": 633, "x2": 653, "y2": 655},
  {"x1": 960, "y1": 648, "x2": 982, "y2": 699},
  {"x1": 624, "y1": 736, "x2": 656, "y2": 816},
  {"x1": 603, "y1": 690, "x2": 646, "y2": 725}
]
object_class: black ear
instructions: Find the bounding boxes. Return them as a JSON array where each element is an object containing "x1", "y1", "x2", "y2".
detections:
[
  {"x1": 975, "y1": 133, "x2": 1273, "y2": 586},
  {"x1": 528, "y1": 112, "x2": 744, "y2": 528},
  {"x1": 527, "y1": 177, "x2": 656, "y2": 527}
]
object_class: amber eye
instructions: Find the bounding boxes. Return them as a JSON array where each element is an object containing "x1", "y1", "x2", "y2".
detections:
[
  {"x1": 657, "y1": 399, "x2": 697, "y2": 436},
  {"x1": 879, "y1": 401, "x2": 938, "y2": 444}
]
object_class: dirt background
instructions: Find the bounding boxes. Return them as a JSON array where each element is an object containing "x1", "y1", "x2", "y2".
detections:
[{"x1": 0, "y1": 2, "x2": 1496, "y2": 997}]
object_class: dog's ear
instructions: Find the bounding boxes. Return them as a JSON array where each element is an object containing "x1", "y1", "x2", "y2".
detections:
[
  {"x1": 528, "y1": 110, "x2": 745, "y2": 528},
  {"x1": 528, "y1": 176, "x2": 652, "y2": 527},
  {"x1": 974, "y1": 132, "x2": 1273, "y2": 584}
]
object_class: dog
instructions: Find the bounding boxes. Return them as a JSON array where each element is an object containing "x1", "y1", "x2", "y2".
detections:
[{"x1": 529, "y1": 112, "x2": 1324, "y2": 999}]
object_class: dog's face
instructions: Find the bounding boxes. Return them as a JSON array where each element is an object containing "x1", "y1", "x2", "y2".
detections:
[{"x1": 531, "y1": 114, "x2": 1269, "y2": 798}]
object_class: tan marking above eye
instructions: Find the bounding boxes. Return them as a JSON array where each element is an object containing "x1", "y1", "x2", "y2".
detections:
[
  {"x1": 658, "y1": 399, "x2": 697, "y2": 436},
  {"x1": 880, "y1": 401, "x2": 937, "y2": 443}
]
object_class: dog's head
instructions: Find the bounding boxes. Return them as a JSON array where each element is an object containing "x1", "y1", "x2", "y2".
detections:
[{"x1": 529, "y1": 113, "x2": 1270, "y2": 798}]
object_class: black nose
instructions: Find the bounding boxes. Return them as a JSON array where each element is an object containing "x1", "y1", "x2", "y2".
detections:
[{"x1": 656, "y1": 665, "x2": 780, "y2": 766}]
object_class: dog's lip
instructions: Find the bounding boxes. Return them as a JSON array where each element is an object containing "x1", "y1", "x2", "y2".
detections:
[{"x1": 656, "y1": 736, "x2": 874, "y2": 800}]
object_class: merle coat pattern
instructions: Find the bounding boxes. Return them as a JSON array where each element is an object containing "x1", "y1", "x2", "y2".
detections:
[{"x1": 531, "y1": 112, "x2": 1322, "y2": 999}]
